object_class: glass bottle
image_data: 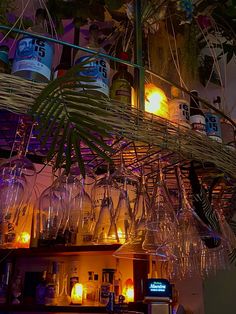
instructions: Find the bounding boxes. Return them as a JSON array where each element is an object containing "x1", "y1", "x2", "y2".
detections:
[
  {"x1": 84, "y1": 271, "x2": 96, "y2": 304},
  {"x1": 189, "y1": 90, "x2": 206, "y2": 134},
  {"x1": 45, "y1": 262, "x2": 59, "y2": 305},
  {"x1": 53, "y1": 45, "x2": 72, "y2": 79},
  {"x1": 168, "y1": 86, "x2": 190, "y2": 128},
  {"x1": 0, "y1": 261, "x2": 12, "y2": 304},
  {"x1": 205, "y1": 97, "x2": 222, "y2": 143},
  {"x1": 0, "y1": 45, "x2": 10, "y2": 73},
  {"x1": 10, "y1": 271, "x2": 22, "y2": 304},
  {"x1": 93, "y1": 274, "x2": 100, "y2": 303},
  {"x1": 74, "y1": 24, "x2": 110, "y2": 97},
  {"x1": 113, "y1": 260, "x2": 122, "y2": 302},
  {"x1": 110, "y1": 52, "x2": 133, "y2": 106},
  {"x1": 35, "y1": 270, "x2": 47, "y2": 305},
  {"x1": 12, "y1": 8, "x2": 54, "y2": 82},
  {"x1": 69, "y1": 261, "x2": 79, "y2": 295},
  {"x1": 100, "y1": 269, "x2": 114, "y2": 305}
]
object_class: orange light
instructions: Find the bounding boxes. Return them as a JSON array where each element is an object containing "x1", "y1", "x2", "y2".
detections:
[
  {"x1": 17, "y1": 232, "x2": 30, "y2": 247},
  {"x1": 145, "y1": 83, "x2": 169, "y2": 119},
  {"x1": 122, "y1": 278, "x2": 134, "y2": 302},
  {"x1": 71, "y1": 283, "x2": 83, "y2": 304}
]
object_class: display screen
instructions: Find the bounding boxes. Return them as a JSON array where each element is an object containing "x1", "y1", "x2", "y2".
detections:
[{"x1": 145, "y1": 279, "x2": 172, "y2": 298}]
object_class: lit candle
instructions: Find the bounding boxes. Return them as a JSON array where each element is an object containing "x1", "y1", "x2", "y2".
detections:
[{"x1": 71, "y1": 283, "x2": 83, "y2": 304}]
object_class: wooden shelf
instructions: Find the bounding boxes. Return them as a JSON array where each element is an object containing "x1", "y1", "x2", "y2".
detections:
[
  {"x1": 0, "y1": 302, "x2": 145, "y2": 313},
  {"x1": 0, "y1": 244, "x2": 121, "y2": 258}
]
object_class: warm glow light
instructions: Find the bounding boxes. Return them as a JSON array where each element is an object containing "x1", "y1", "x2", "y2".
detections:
[
  {"x1": 145, "y1": 83, "x2": 169, "y2": 119},
  {"x1": 126, "y1": 288, "x2": 134, "y2": 302},
  {"x1": 117, "y1": 228, "x2": 126, "y2": 244},
  {"x1": 17, "y1": 232, "x2": 30, "y2": 247},
  {"x1": 122, "y1": 278, "x2": 134, "y2": 303},
  {"x1": 71, "y1": 283, "x2": 83, "y2": 304}
]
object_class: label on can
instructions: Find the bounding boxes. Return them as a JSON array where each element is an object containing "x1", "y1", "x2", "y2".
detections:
[
  {"x1": 75, "y1": 56, "x2": 110, "y2": 96},
  {"x1": 190, "y1": 114, "x2": 206, "y2": 134},
  {"x1": 110, "y1": 78, "x2": 131, "y2": 104},
  {"x1": 205, "y1": 112, "x2": 222, "y2": 142},
  {"x1": 12, "y1": 37, "x2": 53, "y2": 80},
  {"x1": 169, "y1": 99, "x2": 190, "y2": 127}
]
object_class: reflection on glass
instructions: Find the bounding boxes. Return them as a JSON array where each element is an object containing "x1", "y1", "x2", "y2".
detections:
[
  {"x1": 0, "y1": 155, "x2": 36, "y2": 247},
  {"x1": 39, "y1": 181, "x2": 68, "y2": 242}
]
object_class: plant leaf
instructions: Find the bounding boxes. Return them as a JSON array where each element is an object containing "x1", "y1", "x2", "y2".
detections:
[
  {"x1": 72, "y1": 132, "x2": 85, "y2": 178},
  {"x1": 32, "y1": 58, "x2": 115, "y2": 173}
]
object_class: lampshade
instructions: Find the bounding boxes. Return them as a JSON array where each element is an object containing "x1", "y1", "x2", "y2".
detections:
[{"x1": 145, "y1": 83, "x2": 169, "y2": 119}]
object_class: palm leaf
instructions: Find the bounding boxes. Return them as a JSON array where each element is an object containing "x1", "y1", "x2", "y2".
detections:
[
  {"x1": 72, "y1": 132, "x2": 85, "y2": 178},
  {"x1": 31, "y1": 62, "x2": 115, "y2": 175}
]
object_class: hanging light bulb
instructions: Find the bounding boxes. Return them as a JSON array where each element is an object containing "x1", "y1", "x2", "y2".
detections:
[{"x1": 145, "y1": 83, "x2": 169, "y2": 119}]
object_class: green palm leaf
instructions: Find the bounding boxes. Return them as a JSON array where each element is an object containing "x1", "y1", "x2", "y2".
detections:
[{"x1": 31, "y1": 62, "x2": 114, "y2": 175}]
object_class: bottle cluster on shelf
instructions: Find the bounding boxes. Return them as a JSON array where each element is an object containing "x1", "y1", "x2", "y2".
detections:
[
  {"x1": 0, "y1": 256, "x2": 133, "y2": 307},
  {"x1": 0, "y1": 8, "x2": 234, "y2": 148}
]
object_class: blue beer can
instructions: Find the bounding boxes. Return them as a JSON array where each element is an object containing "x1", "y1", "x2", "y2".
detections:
[{"x1": 205, "y1": 112, "x2": 222, "y2": 142}]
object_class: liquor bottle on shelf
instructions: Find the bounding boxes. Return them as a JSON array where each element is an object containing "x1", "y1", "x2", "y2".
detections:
[
  {"x1": 0, "y1": 45, "x2": 10, "y2": 73},
  {"x1": 93, "y1": 274, "x2": 100, "y2": 303},
  {"x1": 84, "y1": 271, "x2": 96, "y2": 304},
  {"x1": 35, "y1": 270, "x2": 48, "y2": 305},
  {"x1": 45, "y1": 262, "x2": 59, "y2": 305},
  {"x1": 0, "y1": 261, "x2": 12, "y2": 304},
  {"x1": 216, "y1": 96, "x2": 235, "y2": 149},
  {"x1": 74, "y1": 24, "x2": 110, "y2": 97},
  {"x1": 168, "y1": 86, "x2": 190, "y2": 128},
  {"x1": 69, "y1": 261, "x2": 79, "y2": 295},
  {"x1": 205, "y1": 97, "x2": 222, "y2": 143},
  {"x1": 189, "y1": 90, "x2": 206, "y2": 135},
  {"x1": 53, "y1": 45, "x2": 72, "y2": 79},
  {"x1": 110, "y1": 52, "x2": 133, "y2": 106},
  {"x1": 113, "y1": 260, "x2": 122, "y2": 302},
  {"x1": 10, "y1": 270, "x2": 23, "y2": 304},
  {"x1": 100, "y1": 269, "x2": 115, "y2": 305},
  {"x1": 12, "y1": 8, "x2": 54, "y2": 83}
]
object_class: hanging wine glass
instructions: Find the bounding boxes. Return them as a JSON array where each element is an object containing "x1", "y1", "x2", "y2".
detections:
[
  {"x1": 67, "y1": 174, "x2": 94, "y2": 245},
  {"x1": 114, "y1": 169, "x2": 170, "y2": 261},
  {"x1": 200, "y1": 204, "x2": 230, "y2": 278},
  {"x1": 110, "y1": 151, "x2": 139, "y2": 244},
  {"x1": 115, "y1": 188, "x2": 132, "y2": 244},
  {"x1": 130, "y1": 171, "x2": 149, "y2": 234},
  {"x1": 112, "y1": 151, "x2": 139, "y2": 215},
  {"x1": 60, "y1": 165, "x2": 96, "y2": 245},
  {"x1": 0, "y1": 117, "x2": 36, "y2": 248},
  {"x1": 92, "y1": 184, "x2": 117, "y2": 244},
  {"x1": 142, "y1": 162, "x2": 178, "y2": 259},
  {"x1": 38, "y1": 176, "x2": 69, "y2": 245},
  {"x1": 62, "y1": 171, "x2": 83, "y2": 244},
  {"x1": 170, "y1": 165, "x2": 222, "y2": 279},
  {"x1": 92, "y1": 165, "x2": 120, "y2": 244}
]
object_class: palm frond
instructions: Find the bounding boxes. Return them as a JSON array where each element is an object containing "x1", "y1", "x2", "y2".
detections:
[{"x1": 31, "y1": 62, "x2": 115, "y2": 175}]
